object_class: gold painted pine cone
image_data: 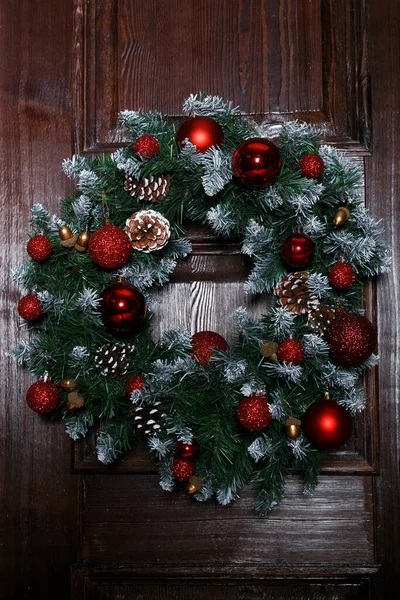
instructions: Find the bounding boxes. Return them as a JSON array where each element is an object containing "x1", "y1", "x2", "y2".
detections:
[
  {"x1": 274, "y1": 272, "x2": 319, "y2": 315},
  {"x1": 125, "y1": 209, "x2": 171, "y2": 253},
  {"x1": 124, "y1": 175, "x2": 171, "y2": 203}
]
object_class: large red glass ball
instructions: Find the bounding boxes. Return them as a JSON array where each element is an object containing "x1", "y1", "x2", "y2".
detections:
[
  {"x1": 27, "y1": 235, "x2": 53, "y2": 262},
  {"x1": 101, "y1": 281, "x2": 146, "y2": 333},
  {"x1": 175, "y1": 441, "x2": 200, "y2": 460},
  {"x1": 26, "y1": 380, "x2": 59, "y2": 414},
  {"x1": 303, "y1": 399, "x2": 353, "y2": 449},
  {"x1": 326, "y1": 313, "x2": 377, "y2": 365},
  {"x1": 88, "y1": 224, "x2": 131, "y2": 269},
  {"x1": 237, "y1": 394, "x2": 272, "y2": 432},
  {"x1": 232, "y1": 138, "x2": 282, "y2": 189},
  {"x1": 176, "y1": 116, "x2": 224, "y2": 153},
  {"x1": 191, "y1": 331, "x2": 228, "y2": 366},
  {"x1": 282, "y1": 232, "x2": 315, "y2": 267}
]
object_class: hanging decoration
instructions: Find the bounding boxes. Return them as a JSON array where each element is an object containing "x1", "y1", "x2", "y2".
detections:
[{"x1": 9, "y1": 93, "x2": 391, "y2": 516}]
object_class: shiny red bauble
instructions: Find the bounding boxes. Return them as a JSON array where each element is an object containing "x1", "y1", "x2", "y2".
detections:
[
  {"x1": 18, "y1": 294, "x2": 43, "y2": 321},
  {"x1": 299, "y1": 153, "x2": 324, "y2": 179},
  {"x1": 232, "y1": 138, "x2": 282, "y2": 189},
  {"x1": 175, "y1": 441, "x2": 200, "y2": 460},
  {"x1": 26, "y1": 380, "x2": 59, "y2": 414},
  {"x1": 125, "y1": 374, "x2": 145, "y2": 396},
  {"x1": 133, "y1": 135, "x2": 159, "y2": 157},
  {"x1": 326, "y1": 312, "x2": 377, "y2": 365},
  {"x1": 282, "y1": 232, "x2": 315, "y2": 267},
  {"x1": 303, "y1": 398, "x2": 353, "y2": 449},
  {"x1": 237, "y1": 394, "x2": 272, "y2": 432},
  {"x1": 328, "y1": 261, "x2": 357, "y2": 290},
  {"x1": 171, "y1": 458, "x2": 196, "y2": 482},
  {"x1": 176, "y1": 116, "x2": 224, "y2": 153},
  {"x1": 101, "y1": 281, "x2": 146, "y2": 333},
  {"x1": 27, "y1": 235, "x2": 52, "y2": 261},
  {"x1": 277, "y1": 338, "x2": 304, "y2": 365},
  {"x1": 88, "y1": 224, "x2": 131, "y2": 269},
  {"x1": 191, "y1": 331, "x2": 228, "y2": 366}
]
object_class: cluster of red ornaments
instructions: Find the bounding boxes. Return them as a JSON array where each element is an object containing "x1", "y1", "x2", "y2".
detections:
[{"x1": 171, "y1": 441, "x2": 200, "y2": 482}]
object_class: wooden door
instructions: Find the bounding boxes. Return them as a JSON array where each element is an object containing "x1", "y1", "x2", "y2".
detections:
[{"x1": 1, "y1": 1, "x2": 399, "y2": 598}]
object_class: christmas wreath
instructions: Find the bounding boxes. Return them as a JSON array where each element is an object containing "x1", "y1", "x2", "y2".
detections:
[{"x1": 10, "y1": 93, "x2": 391, "y2": 515}]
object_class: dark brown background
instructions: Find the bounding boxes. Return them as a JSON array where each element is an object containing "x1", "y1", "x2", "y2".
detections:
[{"x1": 0, "y1": 1, "x2": 399, "y2": 598}]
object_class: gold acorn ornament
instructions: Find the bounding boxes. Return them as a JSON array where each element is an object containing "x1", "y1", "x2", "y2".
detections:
[
  {"x1": 333, "y1": 206, "x2": 350, "y2": 228},
  {"x1": 75, "y1": 226, "x2": 90, "y2": 252},
  {"x1": 285, "y1": 417, "x2": 301, "y2": 439},
  {"x1": 59, "y1": 377, "x2": 76, "y2": 390},
  {"x1": 66, "y1": 390, "x2": 85, "y2": 412},
  {"x1": 185, "y1": 475, "x2": 205, "y2": 496},
  {"x1": 59, "y1": 225, "x2": 77, "y2": 248},
  {"x1": 260, "y1": 342, "x2": 279, "y2": 360}
]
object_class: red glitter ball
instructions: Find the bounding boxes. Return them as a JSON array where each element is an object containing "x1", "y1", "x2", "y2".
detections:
[
  {"x1": 133, "y1": 135, "x2": 159, "y2": 157},
  {"x1": 175, "y1": 441, "x2": 200, "y2": 460},
  {"x1": 176, "y1": 116, "x2": 224, "y2": 153},
  {"x1": 282, "y1": 232, "x2": 315, "y2": 268},
  {"x1": 303, "y1": 398, "x2": 353, "y2": 449},
  {"x1": 18, "y1": 294, "x2": 43, "y2": 321},
  {"x1": 191, "y1": 331, "x2": 228, "y2": 366},
  {"x1": 237, "y1": 394, "x2": 272, "y2": 432},
  {"x1": 171, "y1": 458, "x2": 196, "y2": 482},
  {"x1": 232, "y1": 138, "x2": 282, "y2": 189},
  {"x1": 26, "y1": 380, "x2": 59, "y2": 414},
  {"x1": 277, "y1": 338, "x2": 305, "y2": 365},
  {"x1": 126, "y1": 374, "x2": 145, "y2": 396},
  {"x1": 328, "y1": 261, "x2": 357, "y2": 290},
  {"x1": 101, "y1": 281, "x2": 146, "y2": 333},
  {"x1": 88, "y1": 224, "x2": 131, "y2": 269},
  {"x1": 326, "y1": 312, "x2": 377, "y2": 365},
  {"x1": 299, "y1": 154, "x2": 325, "y2": 179},
  {"x1": 27, "y1": 234, "x2": 52, "y2": 261}
]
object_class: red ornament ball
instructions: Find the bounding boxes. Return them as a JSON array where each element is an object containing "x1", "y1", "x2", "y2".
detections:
[
  {"x1": 326, "y1": 312, "x2": 377, "y2": 365},
  {"x1": 18, "y1": 294, "x2": 43, "y2": 321},
  {"x1": 299, "y1": 153, "x2": 325, "y2": 179},
  {"x1": 133, "y1": 135, "x2": 159, "y2": 157},
  {"x1": 277, "y1": 338, "x2": 304, "y2": 365},
  {"x1": 88, "y1": 224, "x2": 131, "y2": 269},
  {"x1": 191, "y1": 331, "x2": 228, "y2": 366},
  {"x1": 175, "y1": 441, "x2": 200, "y2": 460},
  {"x1": 303, "y1": 398, "x2": 353, "y2": 449},
  {"x1": 232, "y1": 138, "x2": 282, "y2": 189},
  {"x1": 126, "y1": 374, "x2": 145, "y2": 396},
  {"x1": 26, "y1": 380, "x2": 59, "y2": 414},
  {"x1": 101, "y1": 281, "x2": 146, "y2": 333},
  {"x1": 282, "y1": 232, "x2": 315, "y2": 267},
  {"x1": 328, "y1": 261, "x2": 357, "y2": 290},
  {"x1": 171, "y1": 458, "x2": 196, "y2": 482},
  {"x1": 27, "y1": 235, "x2": 52, "y2": 262},
  {"x1": 237, "y1": 394, "x2": 272, "y2": 432},
  {"x1": 176, "y1": 116, "x2": 224, "y2": 153}
]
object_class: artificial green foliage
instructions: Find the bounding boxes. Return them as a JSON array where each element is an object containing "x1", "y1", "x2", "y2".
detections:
[{"x1": 9, "y1": 93, "x2": 391, "y2": 515}]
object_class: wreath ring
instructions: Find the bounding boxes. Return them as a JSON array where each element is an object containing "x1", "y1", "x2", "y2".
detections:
[{"x1": 10, "y1": 93, "x2": 390, "y2": 515}]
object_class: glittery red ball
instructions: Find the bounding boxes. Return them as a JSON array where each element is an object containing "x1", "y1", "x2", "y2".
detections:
[
  {"x1": 191, "y1": 331, "x2": 228, "y2": 366},
  {"x1": 101, "y1": 281, "x2": 146, "y2": 333},
  {"x1": 27, "y1": 235, "x2": 52, "y2": 261},
  {"x1": 328, "y1": 261, "x2": 357, "y2": 290},
  {"x1": 282, "y1": 232, "x2": 315, "y2": 267},
  {"x1": 277, "y1": 338, "x2": 305, "y2": 365},
  {"x1": 88, "y1": 224, "x2": 131, "y2": 269},
  {"x1": 26, "y1": 380, "x2": 59, "y2": 414},
  {"x1": 326, "y1": 313, "x2": 377, "y2": 365},
  {"x1": 176, "y1": 116, "x2": 224, "y2": 153},
  {"x1": 126, "y1": 374, "x2": 145, "y2": 396},
  {"x1": 171, "y1": 458, "x2": 196, "y2": 482},
  {"x1": 299, "y1": 153, "x2": 325, "y2": 178},
  {"x1": 232, "y1": 138, "x2": 282, "y2": 189},
  {"x1": 18, "y1": 294, "x2": 43, "y2": 321},
  {"x1": 175, "y1": 441, "x2": 200, "y2": 460},
  {"x1": 303, "y1": 398, "x2": 353, "y2": 449},
  {"x1": 133, "y1": 135, "x2": 159, "y2": 157},
  {"x1": 237, "y1": 394, "x2": 272, "y2": 432}
]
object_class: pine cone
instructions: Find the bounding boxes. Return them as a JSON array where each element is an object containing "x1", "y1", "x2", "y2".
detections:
[
  {"x1": 131, "y1": 401, "x2": 164, "y2": 435},
  {"x1": 124, "y1": 175, "x2": 170, "y2": 203},
  {"x1": 308, "y1": 305, "x2": 337, "y2": 334},
  {"x1": 274, "y1": 272, "x2": 319, "y2": 315},
  {"x1": 125, "y1": 209, "x2": 171, "y2": 253},
  {"x1": 94, "y1": 343, "x2": 135, "y2": 376}
]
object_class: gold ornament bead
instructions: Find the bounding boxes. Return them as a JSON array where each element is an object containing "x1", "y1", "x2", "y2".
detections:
[
  {"x1": 66, "y1": 390, "x2": 85, "y2": 411},
  {"x1": 285, "y1": 417, "x2": 301, "y2": 439},
  {"x1": 260, "y1": 342, "x2": 279, "y2": 360},
  {"x1": 75, "y1": 229, "x2": 90, "y2": 252},
  {"x1": 333, "y1": 206, "x2": 350, "y2": 227},
  {"x1": 59, "y1": 377, "x2": 76, "y2": 390},
  {"x1": 185, "y1": 475, "x2": 204, "y2": 495},
  {"x1": 59, "y1": 225, "x2": 77, "y2": 247}
]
